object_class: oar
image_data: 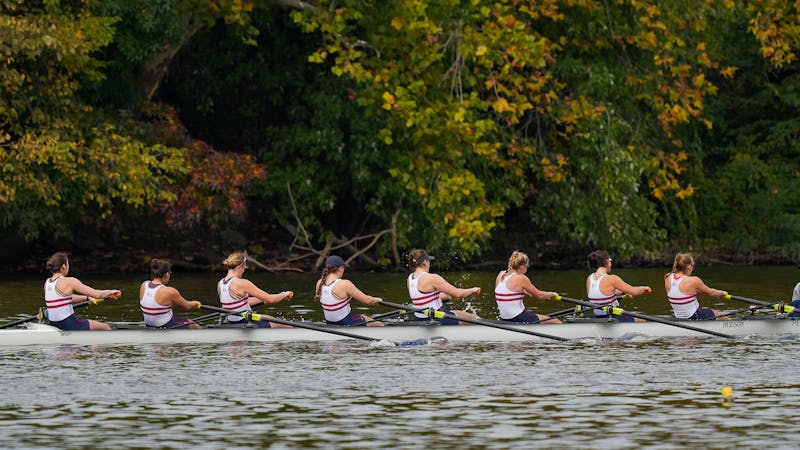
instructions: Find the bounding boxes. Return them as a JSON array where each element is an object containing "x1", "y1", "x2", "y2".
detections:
[
  {"x1": 377, "y1": 300, "x2": 569, "y2": 342},
  {"x1": 542, "y1": 295, "x2": 634, "y2": 320},
  {"x1": 195, "y1": 304, "x2": 431, "y2": 346},
  {"x1": 554, "y1": 295, "x2": 735, "y2": 339},
  {"x1": 171, "y1": 311, "x2": 222, "y2": 328},
  {"x1": 362, "y1": 309, "x2": 407, "y2": 325},
  {"x1": 724, "y1": 294, "x2": 796, "y2": 314},
  {"x1": 711, "y1": 304, "x2": 777, "y2": 320},
  {"x1": 0, "y1": 292, "x2": 121, "y2": 329}
]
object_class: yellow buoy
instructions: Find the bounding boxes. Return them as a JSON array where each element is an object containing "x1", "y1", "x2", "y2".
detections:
[{"x1": 721, "y1": 386, "x2": 734, "y2": 399}]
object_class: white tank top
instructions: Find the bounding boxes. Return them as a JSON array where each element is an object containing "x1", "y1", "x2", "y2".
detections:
[
  {"x1": 407, "y1": 272, "x2": 442, "y2": 319},
  {"x1": 218, "y1": 277, "x2": 251, "y2": 323},
  {"x1": 587, "y1": 273, "x2": 619, "y2": 315},
  {"x1": 494, "y1": 272, "x2": 525, "y2": 320},
  {"x1": 44, "y1": 276, "x2": 74, "y2": 322},
  {"x1": 320, "y1": 279, "x2": 352, "y2": 322},
  {"x1": 139, "y1": 282, "x2": 173, "y2": 327},
  {"x1": 667, "y1": 274, "x2": 699, "y2": 319}
]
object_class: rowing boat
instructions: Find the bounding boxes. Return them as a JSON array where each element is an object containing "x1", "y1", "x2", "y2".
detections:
[{"x1": 0, "y1": 316, "x2": 798, "y2": 346}]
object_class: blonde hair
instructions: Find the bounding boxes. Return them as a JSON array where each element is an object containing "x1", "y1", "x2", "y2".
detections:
[
  {"x1": 666, "y1": 253, "x2": 694, "y2": 278},
  {"x1": 222, "y1": 252, "x2": 247, "y2": 270},
  {"x1": 507, "y1": 251, "x2": 529, "y2": 271}
]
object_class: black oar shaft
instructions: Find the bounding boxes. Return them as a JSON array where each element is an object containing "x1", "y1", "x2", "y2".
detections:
[
  {"x1": 197, "y1": 304, "x2": 382, "y2": 342},
  {"x1": 378, "y1": 301, "x2": 569, "y2": 342},
  {"x1": 362, "y1": 310, "x2": 405, "y2": 325},
  {"x1": 726, "y1": 294, "x2": 795, "y2": 314},
  {"x1": 555, "y1": 296, "x2": 735, "y2": 339}
]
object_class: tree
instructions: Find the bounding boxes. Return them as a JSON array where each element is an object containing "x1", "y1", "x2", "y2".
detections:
[{"x1": 288, "y1": 0, "x2": 738, "y2": 258}]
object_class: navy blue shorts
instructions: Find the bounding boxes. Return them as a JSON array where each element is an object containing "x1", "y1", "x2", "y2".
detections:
[
  {"x1": 688, "y1": 307, "x2": 716, "y2": 321},
  {"x1": 326, "y1": 312, "x2": 367, "y2": 327},
  {"x1": 594, "y1": 312, "x2": 636, "y2": 323},
  {"x1": 149, "y1": 316, "x2": 193, "y2": 329},
  {"x1": 502, "y1": 310, "x2": 541, "y2": 324},
  {"x1": 415, "y1": 307, "x2": 461, "y2": 326},
  {"x1": 49, "y1": 314, "x2": 90, "y2": 331}
]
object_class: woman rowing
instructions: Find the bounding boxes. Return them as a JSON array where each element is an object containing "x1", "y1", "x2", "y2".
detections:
[
  {"x1": 316, "y1": 255, "x2": 384, "y2": 327},
  {"x1": 586, "y1": 250, "x2": 651, "y2": 322},
  {"x1": 218, "y1": 252, "x2": 293, "y2": 328},
  {"x1": 664, "y1": 253, "x2": 729, "y2": 320},
  {"x1": 44, "y1": 252, "x2": 120, "y2": 331},
  {"x1": 139, "y1": 259, "x2": 202, "y2": 329},
  {"x1": 407, "y1": 249, "x2": 480, "y2": 325},
  {"x1": 494, "y1": 251, "x2": 560, "y2": 323}
]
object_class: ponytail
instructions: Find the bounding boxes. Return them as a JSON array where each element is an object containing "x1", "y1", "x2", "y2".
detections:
[
  {"x1": 316, "y1": 266, "x2": 332, "y2": 298},
  {"x1": 665, "y1": 253, "x2": 694, "y2": 278}
]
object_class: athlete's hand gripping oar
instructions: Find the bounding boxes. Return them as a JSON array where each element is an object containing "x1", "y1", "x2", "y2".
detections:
[
  {"x1": 554, "y1": 296, "x2": 735, "y2": 339},
  {"x1": 0, "y1": 292, "x2": 122, "y2": 329},
  {"x1": 377, "y1": 301, "x2": 569, "y2": 342},
  {"x1": 195, "y1": 304, "x2": 430, "y2": 347},
  {"x1": 723, "y1": 294, "x2": 796, "y2": 314}
]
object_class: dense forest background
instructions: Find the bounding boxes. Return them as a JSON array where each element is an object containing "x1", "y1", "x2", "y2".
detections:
[{"x1": 1, "y1": 0, "x2": 799, "y2": 272}]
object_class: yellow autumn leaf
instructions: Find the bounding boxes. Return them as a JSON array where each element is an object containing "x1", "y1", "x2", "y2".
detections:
[
  {"x1": 475, "y1": 45, "x2": 488, "y2": 56},
  {"x1": 391, "y1": 17, "x2": 404, "y2": 31},
  {"x1": 382, "y1": 91, "x2": 395, "y2": 110},
  {"x1": 493, "y1": 97, "x2": 513, "y2": 113}
]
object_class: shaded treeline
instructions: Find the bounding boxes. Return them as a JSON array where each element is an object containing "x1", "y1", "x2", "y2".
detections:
[{"x1": 1, "y1": 0, "x2": 798, "y2": 272}]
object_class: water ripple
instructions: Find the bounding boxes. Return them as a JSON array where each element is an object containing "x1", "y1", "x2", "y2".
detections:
[{"x1": 1, "y1": 340, "x2": 799, "y2": 449}]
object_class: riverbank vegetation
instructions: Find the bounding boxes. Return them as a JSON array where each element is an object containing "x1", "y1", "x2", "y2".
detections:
[{"x1": 1, "y1": 0, "x2": 799, "y2": 272}]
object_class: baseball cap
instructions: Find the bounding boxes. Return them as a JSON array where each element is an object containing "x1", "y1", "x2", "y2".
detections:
[{"x1": 325, "y1": 255, "x2": 349, "y2": 268}]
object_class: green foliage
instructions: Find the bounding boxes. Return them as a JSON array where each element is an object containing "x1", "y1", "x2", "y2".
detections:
[
  {"x1": 5, "y1": 0, "x2": 800, "y2": 264},
  {"x1": 0, "y1": 0, "x2": 262, "y2": 242}
]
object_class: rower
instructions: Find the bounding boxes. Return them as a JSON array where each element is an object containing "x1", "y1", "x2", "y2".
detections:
[
  {"x1": 664, "y1": 253, "x2": 729, "y2": 321},
  {"x1": 586, "y1": 250, "x2": 651, "y2": 322},
  {"x1": 43, "y1": 252, "x2": 121, "y2": 331},
  {"x1": 494, "y1": 251, "x2": 560, "y2": 323},
  {"x1": 789, "y1": 273, "x2": 800, "y2": 318},
  {"x1": 315, "y1": 255, "x2": 384, "y2": 327},
  {"x1": 218, "y1": 252, "x2": 293, "y2": 328},
  {"x1": 407, "y1": 249, "x2": 480, "y2": 325},
  {"x1": 139, "y1": 259, "x2": 202, "y2": 329}
]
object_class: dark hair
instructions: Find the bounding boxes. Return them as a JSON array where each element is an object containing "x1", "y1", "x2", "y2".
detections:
[
  {"x1": 150, "y1": 259, "x2": 172, "y2": 279},
  {"x1": 316, "y1": 265, "x2": 336, "y2": 299},
  {"x1": 46, "y1": 252, "x2": 69, "y2": 273},
  {"x1": 408, "y1": 249, "x2": 432, "y2": 271},
  {"x1": 587, "y1": 250, "x2": 611, "y2": 271}
]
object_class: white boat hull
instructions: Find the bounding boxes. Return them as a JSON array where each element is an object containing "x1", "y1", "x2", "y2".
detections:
[{"x1": 0, "y1": 317, "x2": 799, "y2": 346}]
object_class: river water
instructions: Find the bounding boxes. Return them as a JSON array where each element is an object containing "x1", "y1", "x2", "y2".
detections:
[{"x1": 1, "y1": 266, "x2": 799, "y2": 448}]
